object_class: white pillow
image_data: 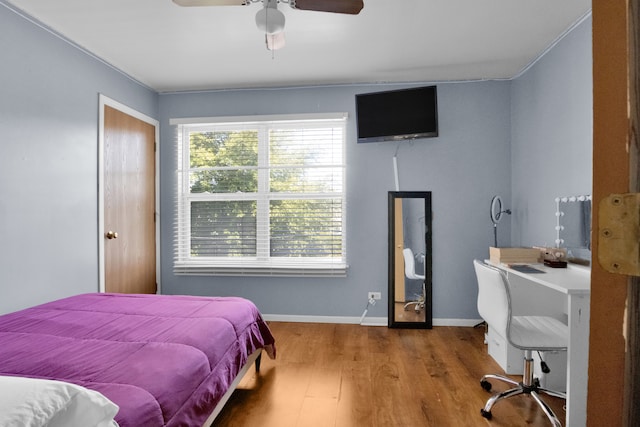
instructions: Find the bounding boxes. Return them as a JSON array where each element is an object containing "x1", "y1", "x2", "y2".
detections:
[{"x1": 0, "y1": 376, "x2": 119, "y2": 427}]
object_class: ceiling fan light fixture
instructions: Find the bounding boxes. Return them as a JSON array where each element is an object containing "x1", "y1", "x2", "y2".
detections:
[
  {"x1": 255, "y1": 7, "x2": 285, "y2": 34},
  {"x1": 266, "y1": 31, "x2": 286, "y2": 51}
]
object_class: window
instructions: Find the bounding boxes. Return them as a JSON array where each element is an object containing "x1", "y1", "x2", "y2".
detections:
[{"x1": 172, "y1": 113, "x2": 348, "y2": 277}]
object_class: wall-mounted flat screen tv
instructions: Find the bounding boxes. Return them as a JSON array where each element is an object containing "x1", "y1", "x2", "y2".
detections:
[{"x1": 356, "y1": 85, "x2": 438, "y2": 143}]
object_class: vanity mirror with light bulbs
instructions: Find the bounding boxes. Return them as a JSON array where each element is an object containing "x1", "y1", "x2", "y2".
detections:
[
  {"x1": 388, "y1": 191, "x2": 432, "y2": 328},
  {"x1": 555, "y1": 195, "x2": 592, "y2": 265}
]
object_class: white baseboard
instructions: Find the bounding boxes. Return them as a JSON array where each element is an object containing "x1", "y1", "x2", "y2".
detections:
[
  {"x1": 262, "y1": 314, "x2": 387, "y2": 326},
  {"x1": 262, "y1": 314, "x2": 483, "y2": 328},
  {"x1": 360, "y1": 317, "x2": 388, "y2": 326},
  {"x1": 433, "y1": 318, "x2": 484, "y2": 327}
]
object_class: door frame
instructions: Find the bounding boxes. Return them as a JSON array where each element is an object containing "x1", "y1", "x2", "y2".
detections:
[
  {"x1": 98, "y1": 94, "x2": 161, "y2": 293},
  {"x1": 591, "y1": 1, "x2": 640, "y2": 425}
]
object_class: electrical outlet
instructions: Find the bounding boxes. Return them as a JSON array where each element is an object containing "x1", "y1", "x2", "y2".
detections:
[{"x1": 368, "y1": 292, "x2": 382, "y2": 300}]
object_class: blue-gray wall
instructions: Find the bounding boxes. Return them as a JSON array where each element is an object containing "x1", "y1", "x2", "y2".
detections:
[
  {"x1": 510, "y1": 15, "x2": 593, "y2": 250},
  {"x1": 0, "y1": 2, "x2": 592, "y2": 322},
  {"x1": 158, "y1": 82, "x2": 511, "y2": 321},
  {"x1": 0, "y1": 3, "x2": 158, "y2": 314}
]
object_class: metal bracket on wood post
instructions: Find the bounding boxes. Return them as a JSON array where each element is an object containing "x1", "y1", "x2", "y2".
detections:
[{"x1": 599, "y1": 193, "x2": 640, "y2": 275}]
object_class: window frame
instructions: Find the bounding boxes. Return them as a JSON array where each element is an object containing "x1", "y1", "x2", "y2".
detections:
[{"x1": 171, "y1": 113, "x2": 348, "y2": 277}]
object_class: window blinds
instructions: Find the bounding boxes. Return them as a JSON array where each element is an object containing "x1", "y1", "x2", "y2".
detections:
[{"x1": 173, "y1": 114, "x2": 348, "y2": 277}]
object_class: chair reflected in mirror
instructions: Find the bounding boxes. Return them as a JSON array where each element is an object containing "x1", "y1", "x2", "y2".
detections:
[{"x1": 402, "y1": 248, "x2": 426, "y2": 313}]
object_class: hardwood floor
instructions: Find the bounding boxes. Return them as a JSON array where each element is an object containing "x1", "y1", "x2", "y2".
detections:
[{"x1": 212, "y1": 322, "x2": 566, "y2": 427}]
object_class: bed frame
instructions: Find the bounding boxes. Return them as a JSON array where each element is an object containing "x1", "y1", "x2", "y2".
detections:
[{"x1": 201, "y1": 349, "x2": 263, "y2": 426}]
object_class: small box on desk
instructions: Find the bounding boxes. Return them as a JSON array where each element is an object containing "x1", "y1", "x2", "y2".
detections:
[
  {"x1": 533, "y1": 246, "x2": 567, "y2": 262},
  {"x1": 489, "y1": 247, "x2": 541, "y2": 265}
]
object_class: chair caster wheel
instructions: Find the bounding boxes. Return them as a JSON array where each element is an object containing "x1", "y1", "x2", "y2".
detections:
[
  {"x1": 480, "y1": 409, "x2": 492, "y2": 420},
  {"x1": 480, "y1": 380, "x2": 492, "y2": 392}
]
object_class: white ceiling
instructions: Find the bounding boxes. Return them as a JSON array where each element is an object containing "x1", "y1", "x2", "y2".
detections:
[{"x1": 4, "y1": 0, "x2": 591, "y2": 93}]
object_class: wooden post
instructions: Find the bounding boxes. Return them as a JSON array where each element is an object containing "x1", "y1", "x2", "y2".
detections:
[{"x1": 590, "y1": 1, "x2": 630, "y2": 425}]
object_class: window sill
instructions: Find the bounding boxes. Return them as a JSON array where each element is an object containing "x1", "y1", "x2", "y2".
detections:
[{"x1": 173, "y1": 262, "x2": 348, "y2": 278}]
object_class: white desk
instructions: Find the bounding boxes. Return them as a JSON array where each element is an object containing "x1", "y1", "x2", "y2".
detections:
[{"x1": 487, "y1": 261, "x2": 591, "y2": 427}]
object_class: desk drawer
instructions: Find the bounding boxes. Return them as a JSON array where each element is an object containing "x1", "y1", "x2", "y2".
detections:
[
  {"x1": 534, "y1": 350, "x2": 567, "y2": 392},
  {"x1": 487, "y1": 326, "x2": 524, "y2": 375}
]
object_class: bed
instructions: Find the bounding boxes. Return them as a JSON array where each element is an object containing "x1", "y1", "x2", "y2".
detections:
[{"x1": 0, "y1": 293, "x2": 276, "y2": 426}]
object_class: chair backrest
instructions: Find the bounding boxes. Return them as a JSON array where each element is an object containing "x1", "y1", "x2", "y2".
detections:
[
  {"x1": 473, "y1": 259, "x2": 511, "y2": 338},
  {"x1": 403, "y1": 248, "x2": 425, "y2": 280}
]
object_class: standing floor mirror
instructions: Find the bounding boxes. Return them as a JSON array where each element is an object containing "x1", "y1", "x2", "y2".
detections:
[{"x1": 388, "y1": 191, "x2": 432, "y2": 328}]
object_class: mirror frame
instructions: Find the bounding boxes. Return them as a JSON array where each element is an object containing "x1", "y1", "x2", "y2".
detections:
[{"x1": 388, "y1": 191, "x2": 433, "y2": 329}]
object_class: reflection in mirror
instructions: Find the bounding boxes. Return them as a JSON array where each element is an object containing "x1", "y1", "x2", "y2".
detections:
[
  {"x1": 388, "y1": 191, "x2": 432, "y2": 328},
  {"x1": 555, "y1": 195, "x2": 592, "y2": 264}
]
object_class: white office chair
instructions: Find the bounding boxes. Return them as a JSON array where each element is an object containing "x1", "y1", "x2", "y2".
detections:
[
  {"x1": 473, "y1": 259, "x2": 568, "y2": 427},
  {"x1": 403, "y1": 248, "x2": 426, "y2": 312}
]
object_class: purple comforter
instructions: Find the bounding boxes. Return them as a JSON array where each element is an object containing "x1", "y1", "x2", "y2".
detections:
[{"x1": 0, "y1": 293, "x2": 276, "y2": 426}]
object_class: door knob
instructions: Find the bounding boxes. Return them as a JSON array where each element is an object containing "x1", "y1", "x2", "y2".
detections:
[{"x1": 105, "y1": 231, "x2": 118, "y2": 240}]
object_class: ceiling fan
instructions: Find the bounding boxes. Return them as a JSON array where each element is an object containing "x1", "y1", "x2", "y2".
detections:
[{"x1": 172, "y1": 0, "x2": 364, "y2": 51}]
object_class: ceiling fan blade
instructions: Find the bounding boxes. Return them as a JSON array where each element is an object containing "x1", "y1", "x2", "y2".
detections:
[
  {"x1": 172, "y1": 0, "x2": 249, "y2": 7},
  {"x1": 291, "y1": 0, "x2": 364, "y2": 15}
]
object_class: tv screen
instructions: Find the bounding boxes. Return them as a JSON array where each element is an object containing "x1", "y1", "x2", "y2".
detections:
[{"x1": 356, "y1": 86, "x2": 438, "y2": 143}]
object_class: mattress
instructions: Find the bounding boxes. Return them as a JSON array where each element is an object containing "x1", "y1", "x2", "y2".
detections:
[{"x1": 0, "y1": 293, "x2": 276, "y2": 426}]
